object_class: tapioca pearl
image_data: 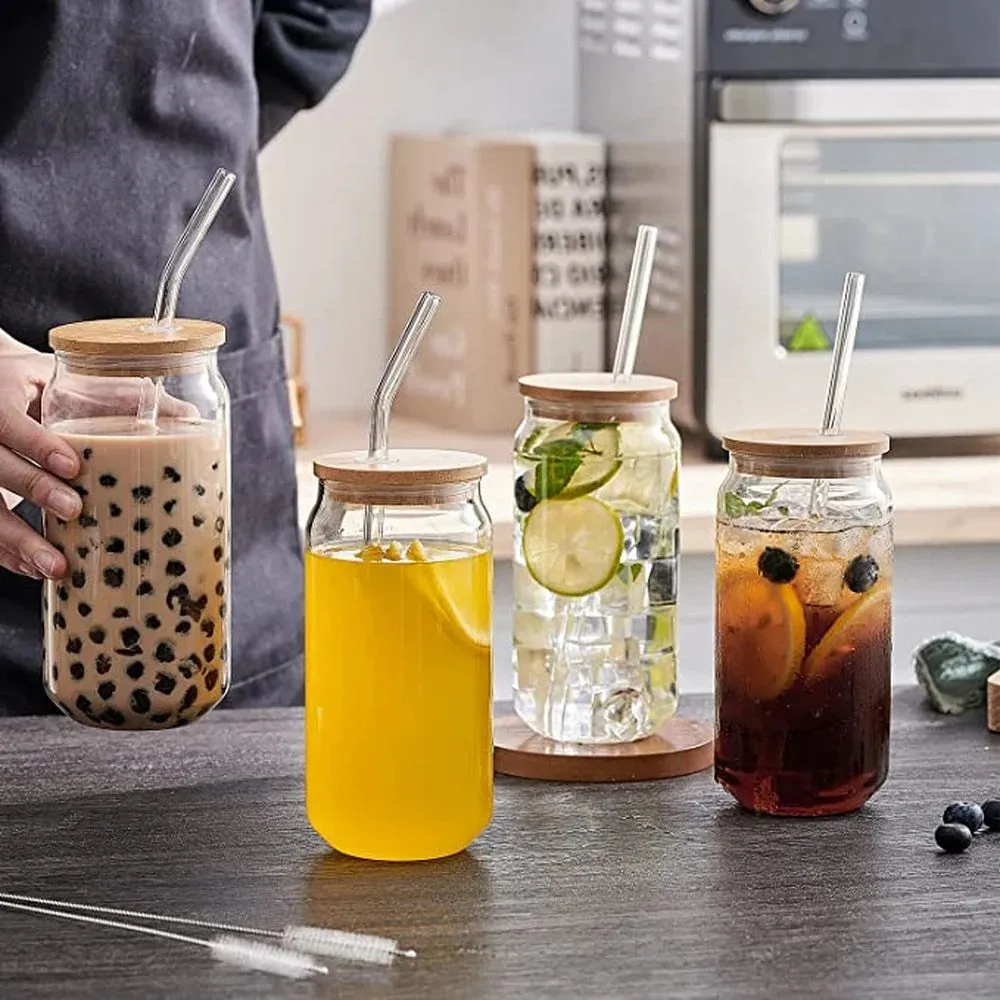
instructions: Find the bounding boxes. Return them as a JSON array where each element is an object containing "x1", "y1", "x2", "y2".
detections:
[
  {"x1": 99, "y1": 707, "x2": 125, "y2": 726},
  {"x1": 69, "y1": 662, "x2": 85, "y2": 680},
  {"x1": 52, "y1": 664, "x2": 59, "y2": 682},
  {"x1": 76, "y1": 545, "x2": 89, "y2": 559},
  {"x1": 131, "y1": 485, "x2": 153, "y2": 503},
  {"x1": 120, "y1": 627, "x2": 141, "y2": 648},
  {"x1": 66, "y1": 636, "x2": 82, "y2": 654},
  {"x1": 53, "y1": 612, "x2": 66, "y2": 630},
  {"x1": 105, "y1": 538, "x2": 125, "y2": 554},
  {"x1": 136, "y1": 581, "x2": 154, "y2": 597},
  {"x1": 154, "y1": 672, "x2": 176, "y2": 695},
  {"x1": 88, "y1": 626, "x2": 106, "y2": 645},
  {"x1": 109, "y1": 503, "x2": 122, "y2": 518},
  {"x1": 162, "y1": 528, "x2": 182, "y2": 548},
  {"x1": 194, "y1": 484, "x2": 206, "y2": 497},
  {"x1": 163, "y1": 499, "x2": 177, "y2": 515},
  {"x1": 204, "y1": 668, "x2": 219, "y2": 691},
  {"x1": 78, "y1": 514, "x2": 98, "y2": 529},
  {"x1": 98, "y1": 474, "x2": 117, "y2": 488},
  {"x1": 163, "y1": 466, "x2": 181, "y2": 483},
  {"x1": 95, "y1": 654, "x2": 112, "y2": 675},
  {"x1": 75, "y1": 694, "x2": 93, "y2": 715},
  {"x1": 215, "y1": 581, "x2": 225, "y2": 597},
  {"x1": 200, "y1": 620, "x2": 215, "y2": 638},
  {"x1": 133, "y1": 550, "x2": 150, "y2": 567},
  {"x1": 82, "y1": 448, "x2": 92, "y2": 460},
  {"x1": 97, "y1": 681, "x2": 115, "y2": 700},
  {"x1": 166, "y1": 583, "x2": 189, "y2": 610},
  {"x1": 130, "y1": 690, "x2": 151, "y2": 714},
  {"x1": 214, "y1": 517, "x2": 224, "y2": 533},
  {"x1": 144, "y1": 614, "x2": 161, "y2": 630},
  {"x1": 149, "y1": 712, "x2": 170, "y2": 724},
  {"x1": 192, "y1": 515, "x2": 204, "y2": 528},
  {"x1": 165, "y1": 560, "x2": 185, "y2": 577},
  {"x1": 217, "y1": 490, "x2": 224, "y2": 501},
  {"x1": 78, "y1": 602, "x2": 91, "y2": 617},
  {"x1": 71, "y1": 484, "x2": 88, "y2": 499},
  {"x1": 71, "y1": 569, "x2": 86, "y2": 589},
  {"x1": 154, "y1": 641, "x2": 175, "y2": 663},
  {"x1": 112, "y1": 606, "x2": 129, "y2": 618},
  {"x1": 219, "y1": 603, "x2": 227, "y2": 619},
  {"x1": 180, "y1": 685, "x2": 198, "y2": 711},
  {"x1": 116, "y1": 645, "x2": 142, "y2": 657},
  {"x1": 133, "y1": 517, "x2": 150, "y2": 534},
  {"x1": 211, "y1": 461, "x2": 219, "y2": 471},
  {"x1": 103, "y1": 567, "x2": 124, "y2": 588},
  {"x1": 203, "y1": 644, "x2": 216, "y2": 664},
  {"x1": 213, "y1": 546, "x2": 223, "y2": 562},
  {"x1": 126, "y1": 661, "x2": 144, "y2": 680},
  {"x1": 221, "y1": 642, "x2": 228, "y2": 660},
  {"x1": 178, "y1": 654, "x2": 202, "y2": 679},
  {"x1": 57, "y1": 586, "x2": 69, "y2": 602},
  {"x1": 175, "y1": 620, "x2": 192, "y2": 636}
]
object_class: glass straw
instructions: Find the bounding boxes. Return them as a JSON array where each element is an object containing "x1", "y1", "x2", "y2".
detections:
[
  {"x1": 809, "y1": 271, "x2": 866, "y2": 514},
  {"x1": 821, "y1": 271, "x2": 866, "y2": 434},
  {"x1": 137, "y1": 168, "x2": 235, "y2": 427},
  {"x1": 152, "y1": 168, "x2": 236, "y2": 330},
  {"x1": 363, "y1": 291, "x2": 441, "y2": 544},
  {"x1": 611, "y1": 224, "x2": 659, "y2": 380}
]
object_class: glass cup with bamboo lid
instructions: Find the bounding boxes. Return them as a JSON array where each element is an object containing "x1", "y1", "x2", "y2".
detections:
[{"x1": 305, "y1": 448, "x2": 494, "y2": 861}]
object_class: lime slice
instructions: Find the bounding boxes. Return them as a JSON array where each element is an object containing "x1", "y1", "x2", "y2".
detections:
[
  {"x1": 523, "y1": 496, "x2": 624, "y2": 597},
  {"x1": 525, "y1": 422, "x2": 622, "y2": 501},
  {"x1": 596, "y1": 422, "x2": 677, "y2": 513}
]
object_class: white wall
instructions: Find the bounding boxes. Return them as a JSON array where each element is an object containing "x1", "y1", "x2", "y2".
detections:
[{"x1": 260, "y1": 0, "x2": 578, "y2": 416}]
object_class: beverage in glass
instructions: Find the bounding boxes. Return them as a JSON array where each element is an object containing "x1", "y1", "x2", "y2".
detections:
[
  {"x1": 714, "y1": 429, "x2": 892, "y2": 816},
  {"x1": 512, "y1": 373, "x2": 680, "y2": 744}
]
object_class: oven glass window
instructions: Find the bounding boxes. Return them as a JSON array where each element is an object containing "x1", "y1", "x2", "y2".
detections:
[{"x1": 778, "y1": 136, "x2": 1000, "y2": 352}]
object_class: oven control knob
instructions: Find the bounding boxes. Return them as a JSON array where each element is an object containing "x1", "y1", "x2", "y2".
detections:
[{"x1": 747, "y1": 0, "x2": 800, "y2": 14}]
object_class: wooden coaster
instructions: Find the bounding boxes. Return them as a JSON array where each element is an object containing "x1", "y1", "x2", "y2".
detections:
[
  {"x1": 493, "y1": 710, "x2": 714, "y2": 783},
  {"x1": 988, "y1": 670, "x2": 1000, "y2": 734}
]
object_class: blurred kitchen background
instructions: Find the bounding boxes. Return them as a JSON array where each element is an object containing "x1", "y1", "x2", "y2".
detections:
[{"x1": 260, "y1": 0, "x2": 1000, "y2": 697}]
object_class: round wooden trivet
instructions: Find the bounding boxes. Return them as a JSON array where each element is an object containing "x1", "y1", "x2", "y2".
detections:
[
  {"x1": 493, "y1": 710, "x2": 714, "y2": 783},
  {"x1": 987, "y1": 670, "x2": 1000, "y2": 734}
]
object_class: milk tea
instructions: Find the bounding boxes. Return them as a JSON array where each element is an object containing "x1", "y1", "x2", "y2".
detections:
[{"x1": 43, "y1": 416, "x2": 230, "y2": 729}]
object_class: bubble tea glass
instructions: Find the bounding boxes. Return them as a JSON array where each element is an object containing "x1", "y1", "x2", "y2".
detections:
[
  {"x1": 41, "y1": 319, "x2": 230, "y2": 729},
  {"x1": 714, "y1": 429, "x2": 892, "y2": 816},
  {"x1": 305, "y1": 450, "x2": 493, "y2": 861},
  {"x1": 513, "y1": 373, "x2": 681, "y2": 744}
]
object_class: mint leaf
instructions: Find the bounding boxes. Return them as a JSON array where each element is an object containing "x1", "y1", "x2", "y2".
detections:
[
  {"x1": 723, "y1": 492, "x2": 747, "y2": 518},
  {"x1": 723, "y1": 484, "x2": 789, "y2": 519},
  {"x1": 616, "y1": 563, "x2": 643, "y2": 585}
]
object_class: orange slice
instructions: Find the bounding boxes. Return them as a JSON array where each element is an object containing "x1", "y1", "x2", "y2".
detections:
[
  {"x1": 801, "y1": 582, "x2": 891, "y2": 683},
  {"x1": 717, "y1": 569, "x2": 806, "y2": 701}
]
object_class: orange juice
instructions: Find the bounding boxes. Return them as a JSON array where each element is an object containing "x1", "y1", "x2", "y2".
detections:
[{"x1": 305, "y1": 540, "x2": 493, "y2": 860}]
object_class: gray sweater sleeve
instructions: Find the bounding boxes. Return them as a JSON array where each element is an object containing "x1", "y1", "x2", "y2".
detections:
[{"x1": 254, "y1": 0, "x2": 372, "y2": 147}]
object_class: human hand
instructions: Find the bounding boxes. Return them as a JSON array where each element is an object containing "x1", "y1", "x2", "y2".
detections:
[{"x1": 0, "y1": 334, "x2": 82, "y2": 580}]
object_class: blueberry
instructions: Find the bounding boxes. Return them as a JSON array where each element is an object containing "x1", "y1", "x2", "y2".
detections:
[
  {"x1": 944, "y1": 802, "x2": 984, "y2": 832},
  {"x1": 935, "y1": 823, "x2": 973, "y2": 854},
  {"x1": 844, "y1": 555, "x2": 880, "y2": 594},
  {"x1": 981, "y1": 800, "x2": 1000, "y2": 832},
  {"x1": 514, "y1": 475, "x2": 537, "y2": 514},
  {"x1": 757, "y1": 547, "x2": 798, "y2": 584}
]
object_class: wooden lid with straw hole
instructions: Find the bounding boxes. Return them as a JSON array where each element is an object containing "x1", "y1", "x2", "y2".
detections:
[
  {"x1": 722, "y1": 428, "x2": 890, "y2": 459},
  {"x1": 519, "y1": 372, "x2": 678, "y2": 404},
  {"x1": 314, "y1": 449, "x2": 488, "y2": 487},
  {"x1": 49, "y1": 318, "x2": 226, "y2": 356}
]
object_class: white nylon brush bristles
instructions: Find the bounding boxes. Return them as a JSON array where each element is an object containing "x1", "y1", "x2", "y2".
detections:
[
  {"x1": 210, "y1": 935, "x2": 328, "y2": 979},
  {"x1": 282, "y1": 925, "x2": 414, "y2": 965}
]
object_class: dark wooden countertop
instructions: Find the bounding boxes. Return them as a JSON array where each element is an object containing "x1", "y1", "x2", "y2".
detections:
[{"x1": 0, "y1": 689, "x2": 997, "y2": 999}]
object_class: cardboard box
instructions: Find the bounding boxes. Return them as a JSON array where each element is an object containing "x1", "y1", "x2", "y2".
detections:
[{"x1": 388, "y1": 134, "x2": 535, "y2": 432}]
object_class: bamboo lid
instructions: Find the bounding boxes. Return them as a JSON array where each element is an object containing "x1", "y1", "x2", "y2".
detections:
[
  {"x1": 519, "y1": 372, "x2": 678, "y2": 404},
  {"x1": 722, "y1": 428, "x2": 890, "y2": 459},
  {"x1": 50, "y1": 318, "x2": 226, "y2": 356},
  {"x1": 314, "y1": 449, "x2": 488, "y2": 487}
]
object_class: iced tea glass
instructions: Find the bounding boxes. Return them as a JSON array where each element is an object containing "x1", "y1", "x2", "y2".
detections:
[{"x1": 714, "y1": 429, "x2": 892, "y2": 816}]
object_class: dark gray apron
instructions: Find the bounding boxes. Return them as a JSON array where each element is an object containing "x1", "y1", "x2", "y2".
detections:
[{"x1": 0, "y1": 1, "x2": 369, "y2": 713}]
